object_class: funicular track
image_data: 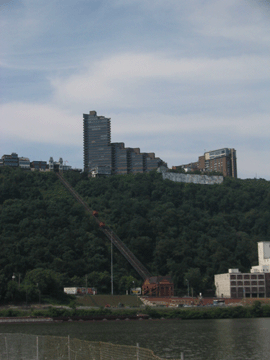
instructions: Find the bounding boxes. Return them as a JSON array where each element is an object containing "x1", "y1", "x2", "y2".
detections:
[{"x1": 56, "y1": 172, "x2": 152, "y2": 281}]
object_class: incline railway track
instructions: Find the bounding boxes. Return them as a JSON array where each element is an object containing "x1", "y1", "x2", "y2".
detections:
[{"x1": 56, "y1": 172, "x2": 152, "y2": 281}]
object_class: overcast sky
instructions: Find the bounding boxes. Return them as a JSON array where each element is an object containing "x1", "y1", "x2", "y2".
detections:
[{"x1": 1, "y1": 0, "x2": 270, "y2": 179}]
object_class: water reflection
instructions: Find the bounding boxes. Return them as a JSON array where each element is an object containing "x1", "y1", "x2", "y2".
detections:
[{"x1": 0, "y1": 318, "x2": 270, "y2": 359}]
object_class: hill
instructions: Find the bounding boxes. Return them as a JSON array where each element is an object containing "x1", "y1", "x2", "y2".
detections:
[{"x1": 1, "y1": 167, "x2": 270, "y2": 302}]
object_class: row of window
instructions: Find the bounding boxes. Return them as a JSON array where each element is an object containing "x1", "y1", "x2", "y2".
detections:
[
  {"x1": 230, "y1": 274, "x2": 264, "y2": 280},
  {"x1": 231, "y1": 287, "x2": 265, "y2": 293},
  {"x1": 231, "y1": 281, "x2": 264, "y2": 286}
]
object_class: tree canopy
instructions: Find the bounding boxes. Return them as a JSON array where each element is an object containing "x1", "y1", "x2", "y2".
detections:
[{"x1": 1, "y1": 166, "x2": 270, "y2": 301}]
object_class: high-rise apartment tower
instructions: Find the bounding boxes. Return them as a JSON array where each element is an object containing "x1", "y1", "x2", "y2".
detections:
[{"x1": 83, "y1": 111, "x2": 112, "y2": 173}]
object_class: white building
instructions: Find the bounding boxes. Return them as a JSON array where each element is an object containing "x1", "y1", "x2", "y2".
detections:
[
  {"x1": 215, "y1": 242, "x2": 270, "y2": 299},
  {"x1": 49, "y1": 157, "x2": 71, "y2": 171},
  {"x1": 251, "y1": 242, "x2": 270, "y2": 273},
  {"x1": 19, "y1": 157, "x2": 30, "y2": 170}
]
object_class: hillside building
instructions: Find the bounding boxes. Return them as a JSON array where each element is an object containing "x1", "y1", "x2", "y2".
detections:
[
  {"x1": 215, "y1": 242, "x2": 270, "y2": 298},
  {"x1": 49, "y1": 157, "x2": 71, "y2": 172},
  {"x1": 30, "y1": 161, "x2": 47, "y2": 171},
  {"x1": 83, "y1": 110, "x2": 166, "y2": 175},
  {"x1": 0, "y1": 153, "x2": 19, "y2": 167},
  {"x1": 19, "y1": 157, "x2": 30, "y2": 170},
  {"x1": 173, "y1": 148, "x2": 237, "y2": 178},
  {"x1": 83, "y1": 111, "x2": 112, "y2": 174},
  {"x1": 111, "y1": 143, "x2": 129, "y2": 175},
  {"x1": 0, "y1": 153, "x2": 30, "y2": 170}
]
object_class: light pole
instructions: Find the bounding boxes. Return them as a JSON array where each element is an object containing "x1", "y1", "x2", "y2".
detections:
[
  {"x1": 36, "y1": 283, "x2": 41, "y2": 304},
  {"x1": 186, "y1": 279, "x2": 190, "y2": 297},
  {"x1": 12, "y1": 273, "x2": 20, "y2": 287},
  {"x1": 111, "y1": 231, "x2": 113, "y2": 295}
]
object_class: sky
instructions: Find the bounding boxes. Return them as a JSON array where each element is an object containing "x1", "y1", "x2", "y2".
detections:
[{"x1": 1, "y1": 0, "x2": 270, "y2": 179}]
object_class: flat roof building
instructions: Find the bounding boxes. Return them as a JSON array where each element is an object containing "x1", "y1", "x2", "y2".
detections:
[
  {"x1": 83, "y1": 110, "x2": 166, "y2": 175},
  {"x1": 30, "y1": 161, "x2": 47, "y2": 171},
  {"x1": 215, "y1": 242, "x2": 270, "y2": 299},
  {"x1": 83, "y1": 111, "x2": 112, "y2": 173},
  {"x1": 1, "y1": 153, "x2": 19, "y2": 167},
  {"x1": 111, "y1": 143, "x2": 129, "y2": 175},
  {"x1": 173, "y1": 148, "x2": 237, "y2": 178}
]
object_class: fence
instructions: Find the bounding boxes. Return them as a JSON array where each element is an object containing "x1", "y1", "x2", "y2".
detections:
[{"x1": 0, "y1": 333, "x2": 182, "y2": 360}]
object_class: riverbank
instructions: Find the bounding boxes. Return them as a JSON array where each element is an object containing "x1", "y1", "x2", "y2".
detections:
[{"x1": 0, "y1": 300, "x2": 269, "y2": 320}]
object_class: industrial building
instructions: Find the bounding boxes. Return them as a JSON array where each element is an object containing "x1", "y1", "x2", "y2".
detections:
[
  {"x1": 142, "y1": 276, "x2": 174, "y2": 297},
  {"x1": 83, "y1": 110, "x2": 166, "y2": 175},
  {"x1": 173, "y1": 148, "x2": 237, "y2": 178},
  {"x1": 215, "y1": 242, "x2": 270, "y2": 298}
]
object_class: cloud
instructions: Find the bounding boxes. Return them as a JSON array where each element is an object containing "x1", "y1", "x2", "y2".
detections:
[
  {"x1": 51, "y1": 51, "x2": 270, "y2": 111},
  {"x1": 109, "y1": 111, "x2": 270, "y2": 138},
  {"x1": 0, "y1": 102, "x2": 80, "y2": 146},
  {"x1": 1, "y1": 0, "x2": 270, "y2": 180},
  {"x1": 189, "y1": 0, "x2": 270, "y2": 45},
  {"x1": 1, "y1": 100, "x2": 269, "y2": 179}
]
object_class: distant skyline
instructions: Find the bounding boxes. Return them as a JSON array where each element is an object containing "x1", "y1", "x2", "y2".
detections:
[{"x1": 1, "y1": 0, "x2": 270, "y2": 179}]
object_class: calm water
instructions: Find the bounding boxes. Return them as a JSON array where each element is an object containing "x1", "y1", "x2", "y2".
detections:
[{"x1": 0, "y1": 318, "x2": 270, "y2": 360}]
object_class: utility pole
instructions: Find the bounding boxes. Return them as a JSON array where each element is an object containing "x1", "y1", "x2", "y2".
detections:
[
  {"x1": 111, "y1": 231, "x2": 113, "y2": 295},
  {"x1": 186, "y1": 279, "x2": 190, "y2": 297}
]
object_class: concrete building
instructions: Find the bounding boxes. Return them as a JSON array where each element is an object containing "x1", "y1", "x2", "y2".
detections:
[
  {"x1": 83, "y1": 110, "x2": 166, "y2": 175},
  {"x1": 49, "y1": 157, "x2": 71, "y2": 172},
  {"x1": 19, "y1": 157, "x2": 30, "y2": 170},
  {"x1": 0, "y1": 153, "x2": 31, "y2": 170},
  {"x1": 145, "y1": 153, "x2": 164, "y2": 172},
  {"x1": 215, "y1": 242, "x2": 270, "y2": 298},
  {"x1": 83, "y1": 111, "x2": 112, "y2": 174},
  {"x1": 251, "y1": 242, "x2": 270, "y2": 273},
  {"x1": 128, "y1": 148, "x2": 146, "y2": 174},
  {"x1": 0, "y1": 153, "x2": 19, "y2": 167},
  {"x1": 173, "y1": 148, "x2": 237, "y2": 178},
  {"x1": 111, "y1": 142, "x2": 129, "y2": 175},
  {"x1": 30, "y1": 161, "x2": 47, "y2": 171}
]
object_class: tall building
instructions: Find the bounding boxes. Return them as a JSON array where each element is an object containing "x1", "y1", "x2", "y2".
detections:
[
  {"x1": 83, "y1": 111, "x2": 112, "y2": 174},
  {"x1": 173, "y1": 148, "x2": 237, "y2": 178},
  {"x1": 200, "y1": 148, "x2": 237, "y2": 178},
  {"x1": 111, "y1": 143, "x2": 129, "y2": 175},
  {"x1": 128, "y1": 148, "x2": 146, "y2": 174},
  {"x1": 83, "y1": 110, "x2": 166, "y2": 175},
  {"x1": 145, "y1": 153, "x2": 164, "y2": 172}
]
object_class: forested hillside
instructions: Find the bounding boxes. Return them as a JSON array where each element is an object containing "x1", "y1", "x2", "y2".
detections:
[{"x1": 1, "y1": 167, "x2": 270, "y2": 302}]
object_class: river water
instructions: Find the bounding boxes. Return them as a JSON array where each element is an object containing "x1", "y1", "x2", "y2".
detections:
[{"x1": 0, "y1": 317, "x2": 270, "y2": 360}]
